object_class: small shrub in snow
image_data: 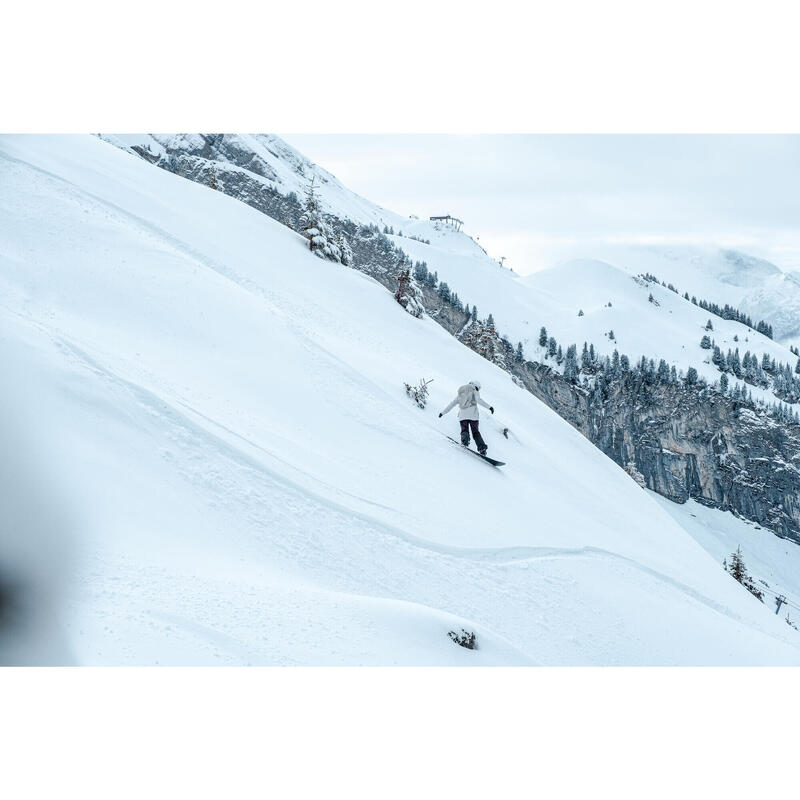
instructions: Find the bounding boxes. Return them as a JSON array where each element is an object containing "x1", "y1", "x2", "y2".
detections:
[
  {"x1": 404, "y1": 378, "x2": 433, "y2": 409},
  {"x1": 448, "y1": 629, "x2": 477, "y2": 650}
]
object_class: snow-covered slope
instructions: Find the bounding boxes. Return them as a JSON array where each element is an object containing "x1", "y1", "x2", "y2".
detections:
[
  {"x1": 653, "y1": 495, "x2": 800, "y2": 625},
  {"x1": 539, "y1": 243, "x2": 800, "y2": 345},
  {"x1": 2, "y1": 134, "x2": 799, "y2": 665}
]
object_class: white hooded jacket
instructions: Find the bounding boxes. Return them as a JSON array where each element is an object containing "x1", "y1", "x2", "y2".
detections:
[{"x1": 441, "y1": 383, "x2": 492, "y2": 421}]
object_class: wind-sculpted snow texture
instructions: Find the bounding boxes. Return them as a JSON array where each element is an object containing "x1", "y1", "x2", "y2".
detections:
[{"x1": 4, "y1": 134, "x2": 800, "y2": 664}]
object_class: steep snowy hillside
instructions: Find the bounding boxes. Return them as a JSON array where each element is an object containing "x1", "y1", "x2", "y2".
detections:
[{"x1": 2, "y1": 134, "x2": 798, "y2": 664}]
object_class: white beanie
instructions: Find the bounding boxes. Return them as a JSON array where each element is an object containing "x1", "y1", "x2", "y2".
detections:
[{"x1": 471, "y1": 380, "x2": 481, "y2": 390}]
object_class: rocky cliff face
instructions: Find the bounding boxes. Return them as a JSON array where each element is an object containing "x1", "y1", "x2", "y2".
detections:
[
  {"x1": 510, "y1": 361, "x2": 800, "y2": 542},
  {"x1": 118, "y1": 134, "x2": 800, "y2": 542}
]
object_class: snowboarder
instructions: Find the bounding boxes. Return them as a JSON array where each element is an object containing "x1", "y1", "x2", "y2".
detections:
[{"x1": 439, "y1": 380, "x2": 494, "y2": 455}]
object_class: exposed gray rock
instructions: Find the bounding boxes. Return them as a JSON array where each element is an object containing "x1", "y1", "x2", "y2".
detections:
[{"x1": 507, "y1": 360, "x2": 800, "y2": 542}]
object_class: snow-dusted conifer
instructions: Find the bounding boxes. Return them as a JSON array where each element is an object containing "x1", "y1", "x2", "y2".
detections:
[
  {"x1": 539, "y1": 327, "x2": 548, "y2": 348},
  {"x1": 300, "y1": 177, "x2": 340, "y2": 262},
  {"x1": 337, "y1": 232, "x2": 353, "y2": 266},
  {"x1": 726, "y1": 546, "x2": 763, "y2": 601},
  {"x1": 564, "y1": 344, "x2": 579, "y2": 382},
  {"x1": 394, "y1": 259, "x2": 424, "y2": 318}
]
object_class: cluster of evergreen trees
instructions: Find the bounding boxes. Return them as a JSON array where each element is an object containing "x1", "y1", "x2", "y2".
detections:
[
  {"x1": 705, "y1": 340, "x2": 800, "y2": 404},
  {"x1": 535, "y1": 327, "x2": 800, "y2": 425},
  {"x1": 460, "y1": 316, "x2": 506, "y2": 368},
  {"x1": 412, "y1": 260, "x2": 474, "y2": 316},
  {"x1": 640, "y1": 273, "x2": 773, "y2": 338}
]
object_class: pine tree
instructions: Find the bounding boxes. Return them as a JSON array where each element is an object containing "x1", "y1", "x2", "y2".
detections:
[
  {"x1": 564, "y1": 344, "x2": 579, "y2": 382},
  {"x1": 515, "y1": 341, "x2": 524, "y2": 362},
  {"x1": 300, "y1": 177, "x2": 340, "y2": 262},
  {"x1": 539, "y1": 326, "x2": 548, "y2": 348},
  {"x1": 337, "y1": 231, "x2": 353, "y2": 266},
  {"x1": 726, "y1": 546, "x2": 764, "y2": 602},
  {"x1": 581, "y1": 342, "x2": 590, "y2": 370},
  {"x1": 394, "y1": 259, "x2": 424, "y2": 318}
]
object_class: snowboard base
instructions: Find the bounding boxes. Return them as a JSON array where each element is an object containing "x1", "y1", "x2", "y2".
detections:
[{"x1": 446, "y1": 436, "x2": 505, "y2": 467}]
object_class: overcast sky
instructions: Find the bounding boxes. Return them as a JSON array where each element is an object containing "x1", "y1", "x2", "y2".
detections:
[{"x1": 282, "y1": 135, "x2": 800, "y2": 275}]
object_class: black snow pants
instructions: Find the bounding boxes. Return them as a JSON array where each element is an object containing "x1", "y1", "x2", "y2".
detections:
[{"x1": 460, "y1": 419, "x2": 487, "y2": 453}]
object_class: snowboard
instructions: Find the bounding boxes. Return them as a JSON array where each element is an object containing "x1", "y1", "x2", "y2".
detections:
[{"x1": 446, "y1": 436, "x2": 505, "y2": 467}]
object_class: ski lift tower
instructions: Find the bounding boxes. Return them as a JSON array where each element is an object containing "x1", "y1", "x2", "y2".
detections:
[{"x1": 429, "y1": 215, "x2": 463, "y2": 232}]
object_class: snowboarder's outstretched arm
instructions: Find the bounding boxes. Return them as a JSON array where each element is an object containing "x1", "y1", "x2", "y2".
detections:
[
  {"x1": 477, "y1": 394, "x2": 494, "y2": 413},
  {"x1": 439, "y1": 397, "x2": 458, "y2": 417}
]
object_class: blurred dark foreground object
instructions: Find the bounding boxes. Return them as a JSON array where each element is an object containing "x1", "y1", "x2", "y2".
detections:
[{"x1": 0, "y1": 351, "x2": 74, "y2": 666}]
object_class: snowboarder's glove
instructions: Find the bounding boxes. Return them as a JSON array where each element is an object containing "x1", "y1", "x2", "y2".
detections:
[
  {"x1": 490, "y1": 406, "x2": 495, "y2": 414},
  {"x1": 438, "y1": 412, "x2": 443, "y2": 418}
]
